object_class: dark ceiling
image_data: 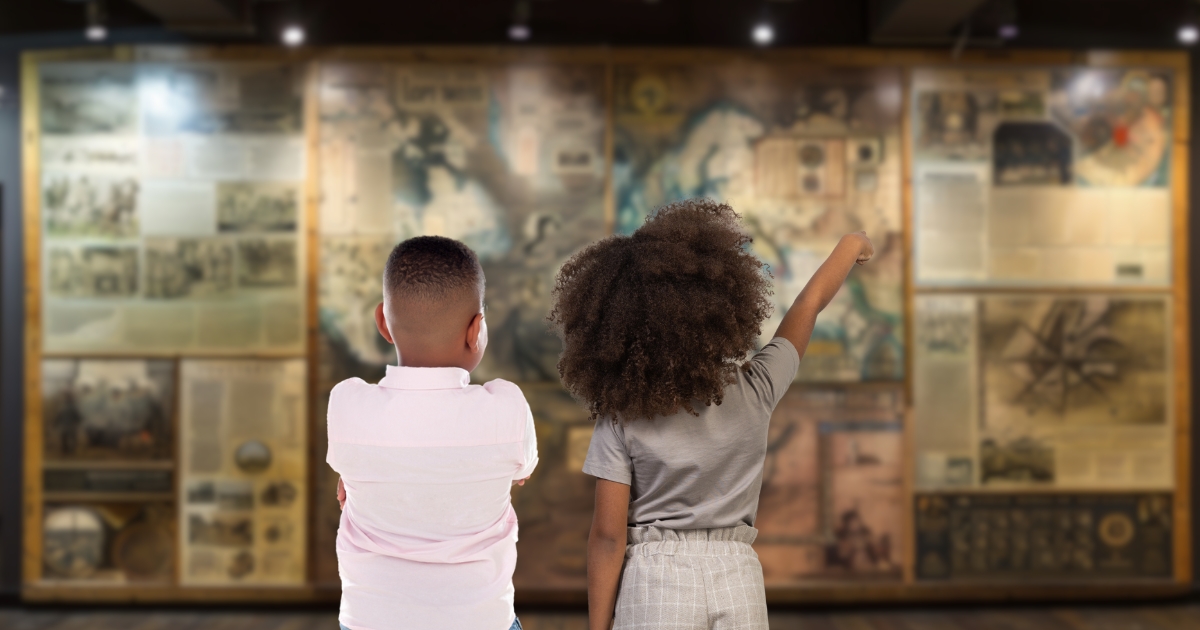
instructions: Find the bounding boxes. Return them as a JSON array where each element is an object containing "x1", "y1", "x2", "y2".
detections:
[{"x1": 0, "y1": 0, "x2": 1194, "y2": 49}]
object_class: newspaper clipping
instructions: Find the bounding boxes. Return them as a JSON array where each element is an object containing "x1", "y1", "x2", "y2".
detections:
[{"x1": 178, "y1": 359, "x2": 307, "y2": 586}]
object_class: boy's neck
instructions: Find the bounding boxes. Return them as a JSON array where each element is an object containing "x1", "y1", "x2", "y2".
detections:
[{"x1": 394, "y1": 348, "x2": 473, "y2": 371}]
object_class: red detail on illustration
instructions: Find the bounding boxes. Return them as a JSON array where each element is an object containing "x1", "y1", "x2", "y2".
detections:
[{"x1": 1113, "y1": 124, "x2": 1130, "y2": 148}]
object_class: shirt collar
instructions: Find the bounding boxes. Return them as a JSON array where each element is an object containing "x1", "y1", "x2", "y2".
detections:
[{"x1": 378, "y1": 365, "x2": 471, "y2": 390}]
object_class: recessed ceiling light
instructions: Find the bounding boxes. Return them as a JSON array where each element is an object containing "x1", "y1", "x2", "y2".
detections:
[
  {"x1": 282, "y1": 25, "x2": 305, "y2": 46},
  {"x1": 752, "y1": 23, "x2": 774, "y2": 46},
  {"x1": 85, "y1": 0, "x2": 107, "y2": 42},
  {"x1": 509, "y1": 24, "x2": 531, "y2": 41},
  {"x1": 1179, "y1": 24, "x2": 1198, "y2": 45}
]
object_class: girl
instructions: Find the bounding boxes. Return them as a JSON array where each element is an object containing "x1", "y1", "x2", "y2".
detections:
[{"x1": 549, "y1": 199, "x2": 873, "y2": 630}]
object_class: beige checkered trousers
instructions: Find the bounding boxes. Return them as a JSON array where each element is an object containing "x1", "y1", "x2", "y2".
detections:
[{"x1": 613, "y1": 525, "x2": 768, "y2": 630}]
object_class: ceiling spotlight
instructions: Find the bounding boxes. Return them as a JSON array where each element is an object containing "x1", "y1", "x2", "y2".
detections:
[
  {"x1": 508, "y1": 24, "x2": 531, "y2": 41},
  {"x1": 998, "y1": 24, "x2": 1019, "y2": 39},
  {"x1": 510, "y1": 0, "x2": 532, "y2": 42},
  {"x1": 85, "y1": 0, "x2": 107, "y2": 42},
  {"x1": 282, "y1": 24, "x2": 305, "y2": 46},
  {"x1": 1179, "y1": 24, "x2": 1198, "y2": 45},
  {"x1": 752, "y1": 22, "x2": 774, "y2": 46}
]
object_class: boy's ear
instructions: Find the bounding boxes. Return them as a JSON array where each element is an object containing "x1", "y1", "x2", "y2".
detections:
[
  {"x1": 374, "y1": 302, "x2": 395, "y2": 345},
  {"x1": 466, "y1": 312, "x2": 487, "y2": 353}
]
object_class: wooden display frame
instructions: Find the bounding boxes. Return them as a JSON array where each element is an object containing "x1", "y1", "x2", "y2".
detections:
[{"x1": 18, "y1": 46, "x2": 1191, "y2": 604}]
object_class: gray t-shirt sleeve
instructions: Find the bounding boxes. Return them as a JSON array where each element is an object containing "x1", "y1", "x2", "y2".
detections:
[
  {"x1": 581, "y1": 417, "x2": 632, "y2": 485},
  {"x1": 742, "y1": 337, "x2": 801, "y2": 409}
]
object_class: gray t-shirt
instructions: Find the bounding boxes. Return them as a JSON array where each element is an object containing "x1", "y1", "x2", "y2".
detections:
[{"x1": 581, "y1": 338, "x2": 800, "y2": 529}]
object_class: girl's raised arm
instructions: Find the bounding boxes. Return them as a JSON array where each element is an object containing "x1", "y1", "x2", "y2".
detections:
[{"x1": 773, "y1": 232, "x2": 874, "y2": 357}]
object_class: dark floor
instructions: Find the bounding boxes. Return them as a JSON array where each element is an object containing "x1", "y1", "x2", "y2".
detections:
[{"x1": 2, "y1": 605, "x2": 1200, "y2": 630}]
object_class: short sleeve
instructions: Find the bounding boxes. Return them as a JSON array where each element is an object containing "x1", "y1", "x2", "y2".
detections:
[
  {"x1": 742, "y1": 337, "x2": 800, "y2": 409},
  {"x1": 514, "y1": 404, "x2": 539, "y2": 480},
  {"x1": 581, "y1": 417, "x2": 632, "y2": 485}
]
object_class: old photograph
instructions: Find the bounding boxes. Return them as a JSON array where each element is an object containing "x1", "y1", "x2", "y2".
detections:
[
  {"x1": 47, "y1": 245, "x2": 138, "y2": 298},
  {"x1": 144, "y1": 238, "x2": 235, "y2": 299},
  {"x1": 42, "y1": 359, "x2": 174, "y2": 461},
  {"x1": 217, "y1": 182, "x2": 299, "y2": 232},
  {"x1": 188, "y1": 512, "x2": 254, "y2": 547},
  {"x1": 237, "y1": 238, "x2": 298, "y2": 288},
  {"x1": 913, "y1": 90, "x2": 998, "y2": 161},
  {"x1": 980, "y1": 436, "x2": 1056, "y2": 484},
  {"x1": 43, "y1": 174, "x2": 140, "y2": 238},
  {"x1": 142, "y1": 65, "x2": 303, "y2": 136},
  {"x1": 40, "y1": 64, "x2": 137, "y2": 135},
  {"x1": 43, "y1": 502, "x2": 174, "y2": 583}
]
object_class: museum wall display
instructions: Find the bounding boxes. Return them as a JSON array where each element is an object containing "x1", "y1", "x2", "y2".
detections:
[{"x1": 17, "y1": 46, "x2": 1192, "y2": 603}]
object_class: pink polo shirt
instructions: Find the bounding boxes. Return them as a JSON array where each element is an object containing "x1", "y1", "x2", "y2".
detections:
[{"x1": 327, "y1": 365, "x2": 538, "y2": 630}]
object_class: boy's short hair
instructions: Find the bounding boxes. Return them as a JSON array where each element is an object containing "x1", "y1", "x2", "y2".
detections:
[{"x1": 384, "y1": 236, "x2": 484, "y2": 306}]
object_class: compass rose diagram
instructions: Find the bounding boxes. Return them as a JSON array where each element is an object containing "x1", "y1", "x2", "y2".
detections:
[{"x1": 998, "y1": 298, "x2": 1127, "y2": 417}]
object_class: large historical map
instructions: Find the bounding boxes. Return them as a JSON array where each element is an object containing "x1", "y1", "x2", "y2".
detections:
[
  {"x1": 613, "y1": 63, "x2": 905, "y2": 382},
  {"x1": 312, "y1": 62, "x2": 607, "y2": 584}
]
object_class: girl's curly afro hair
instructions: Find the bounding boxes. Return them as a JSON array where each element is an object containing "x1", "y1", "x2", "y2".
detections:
[{"x1": 548, "y1": 198, "x2": 773, "y2": 423}]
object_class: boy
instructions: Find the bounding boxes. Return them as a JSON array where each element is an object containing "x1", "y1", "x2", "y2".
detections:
[{"x1": 328, "y1": 236, "x2": 537, "y2": 630}]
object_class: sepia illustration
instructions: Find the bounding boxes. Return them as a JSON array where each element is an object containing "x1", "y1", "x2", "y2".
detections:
[
  {"x1": 40, "y1": 64, "x2": 137, "y2": 135},
  {"x1": 42, "y1": 359, "x2": 174, "y2": 461},
  {"x1": 141, "y1": 64, "x2": 303, "y2": 135},
  {"x1": 914, "y1": 91, "x2": 998, "y2": 160},
  {"x1": 754, "y1": 385, "x2": 905, "y2": 583},
  {"x1": 47, "y1": 245, "x2": 138, "y2": 298},
  {"x1": 980, "y1": 436, "x2": 1055, "y2": 484},
  {"x1": 613, "y1": 63, "x2": 905, "y2": 382},
  {"x1": 237, "y1": 238, "x2": 299, "y2": 288},
  {"x1": 43, "y1": 174, "x2": 140, "y2": 237},
  {"x1": 217, "y1": 182, "x2": 299, "y2": 232},
  {"x1": 980, "y1": 296, "x2": 1169, "y2": 428},
  {"x1": 821, "y1": 421, "x2": 903, "y2": 576},
  {"x1": 43, "y1": 502, "x2": 175, "y2": 583},
  {"x1": 144, "y1": 238, "x2": 235, "y2": 299}
]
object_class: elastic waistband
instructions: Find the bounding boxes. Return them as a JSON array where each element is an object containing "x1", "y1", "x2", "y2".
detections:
[{"x1": 625, "y1": 525, "x2": 758, "y2": 558}]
